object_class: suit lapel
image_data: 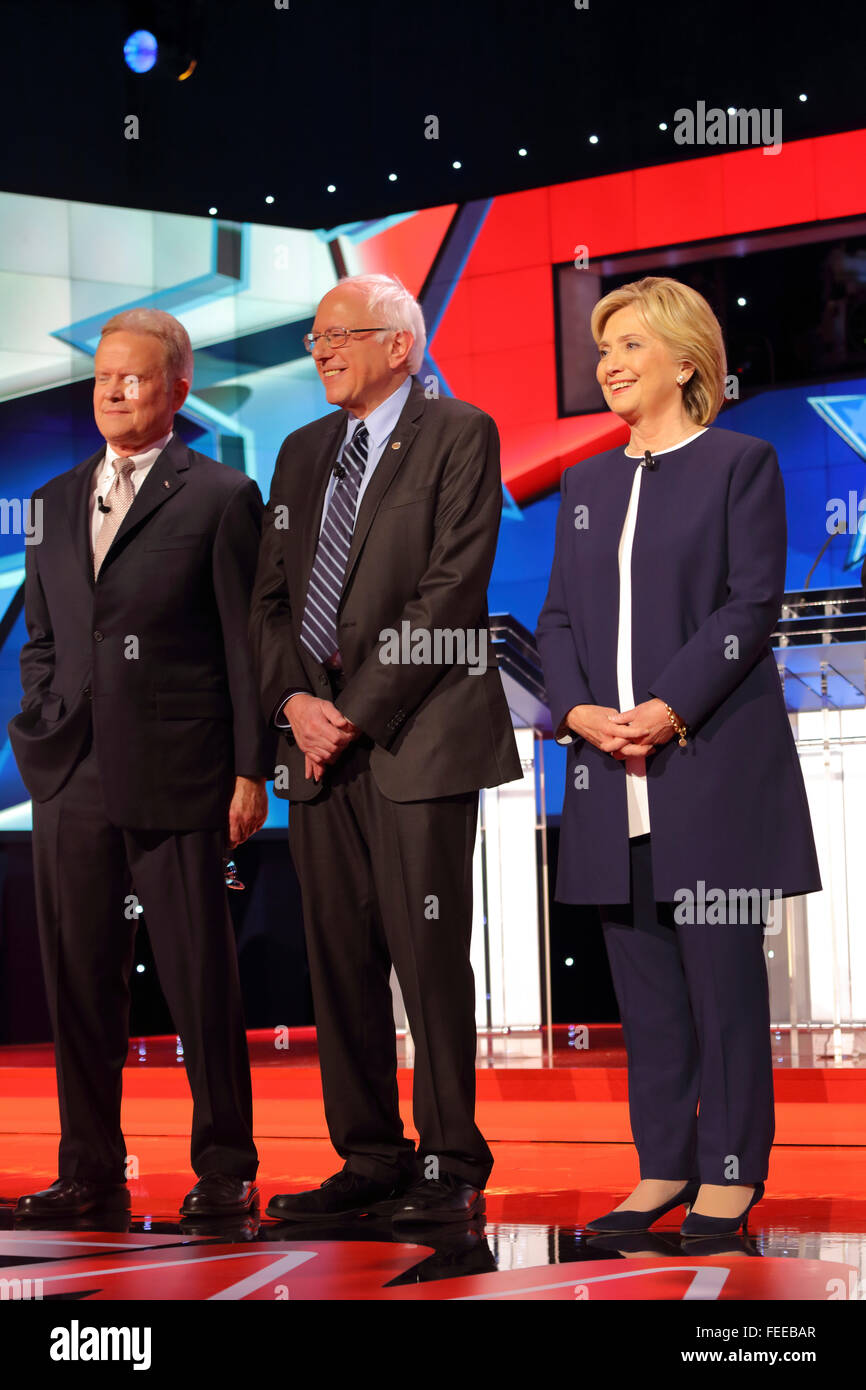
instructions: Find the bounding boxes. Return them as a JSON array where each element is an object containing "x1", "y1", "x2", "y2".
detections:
[
  {"x1": 96, "y1": 436, "x2": 191, "y2": 577},
  {"x1": 340, "y1": 380, "x2": 425, "y2": 599},
  {"x1": 67, "y1": 434, "x2": 192, "y2": 585},
  {"x1": 66, "y1": 448, "x2": 105, "y2": 590}
]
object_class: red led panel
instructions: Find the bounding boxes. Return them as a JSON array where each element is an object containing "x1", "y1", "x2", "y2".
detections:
[
  {"x1": 353, "y1": 203, "x2": 458, "y2": 298},
  {"x1": 459, "y1": 186, "x2": 553, "y2": 277}
]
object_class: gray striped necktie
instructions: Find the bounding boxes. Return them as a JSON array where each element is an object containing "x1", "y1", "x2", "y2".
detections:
[
  {"x1": 93, "y1": 457, "x2": 137, "y2": 578},
  {"x1": 300, "y1": 423, "x2": 369, "y2": 663}
]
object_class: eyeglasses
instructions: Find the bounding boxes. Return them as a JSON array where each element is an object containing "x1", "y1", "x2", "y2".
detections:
[{"x1": 302, "y1": 327, "x2": 389, "y2": 352}]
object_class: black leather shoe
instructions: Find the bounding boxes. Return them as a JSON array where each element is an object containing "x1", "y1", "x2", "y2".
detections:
[
  {"x1": 265, "y1": 1170, "x2": 407, "y2": 1222},
  {"x1": 181, "y1": 1174, "x2": 259, "y2": 1217},
  {"x1": 15, "y1": 1178, "x2": 130, "y2": 1218},
  {"x1": 391, "y1": 1173, "x2": 486, "y2": 1224},
  {"x1": 584, "y1": 1179, "x2": 701, "y2": 1234}
]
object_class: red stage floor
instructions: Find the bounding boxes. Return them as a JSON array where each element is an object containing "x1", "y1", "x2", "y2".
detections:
[{"x1": 1, "y1": 1026, "x2": 864, "y2": 1303}]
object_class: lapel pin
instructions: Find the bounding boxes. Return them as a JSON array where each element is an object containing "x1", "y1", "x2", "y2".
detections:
[
  {"x1": 391, "y1": 441, "x2": 401, "y2": 450},
  {"x1": 163, "y1": 480, "x2": 170, "y2": 487}
]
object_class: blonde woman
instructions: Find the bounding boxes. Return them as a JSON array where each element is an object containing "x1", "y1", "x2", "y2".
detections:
[{"x1": 536, "y1": 277, "x2": 820, "y2": 1236}]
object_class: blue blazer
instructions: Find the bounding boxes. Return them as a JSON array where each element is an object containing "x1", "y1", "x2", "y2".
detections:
[{"x1": 536, "y1": 426, "x2": 821, "y2": 904}]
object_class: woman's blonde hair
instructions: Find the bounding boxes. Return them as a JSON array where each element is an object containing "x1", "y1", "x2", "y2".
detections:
[{"x1": 590, "y1": 276, "x2": 727, "y2": 426}]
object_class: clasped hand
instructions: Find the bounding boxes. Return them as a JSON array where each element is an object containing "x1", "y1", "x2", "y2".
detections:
[
  {"x1": 282, "y1": 693, "x2": 360, "y2": 782},
  {"x1": 565, "y1": 698, "x2": 676, "y2": 759}
]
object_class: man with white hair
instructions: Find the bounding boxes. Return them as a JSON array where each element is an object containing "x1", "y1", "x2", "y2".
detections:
[
  {"x1": 9, "y1": 308, "x2": 270, "y2": 1221},
  {"x1": 252, "y1": 275, "x2": 521, "y2": 1223}
]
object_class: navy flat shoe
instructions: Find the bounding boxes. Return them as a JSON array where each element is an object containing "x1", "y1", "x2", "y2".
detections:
[
  {"x1": 585, "y1": 1179, "x2": 701, "y2": 1233},
  {"x1": 680, "y1": 1181, "x2": 765, "y2": 1237}
]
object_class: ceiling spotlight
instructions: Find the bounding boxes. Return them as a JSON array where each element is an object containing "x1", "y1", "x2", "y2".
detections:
[
  {"x1": 123, "y1": 29, "x2": 158, "y2": 74},
  {"x1": 518, "y1": 147, "x2": 527, "y2": 156},
  {"x1": 208, "y1": 206, "x2": 217, "y2": 216},
  {"x1": 388, "y1": 172, "x2": 398, "y2": 182},
  {"x1": 799, "y1": 92, "x2": 808, "y2": 101},
  {"x1": 589, "y1": 134, "x2": 599, "y2": 144},
  {"x1": 737, "y1": 296, "x2": 747, "y2": 306},
  {"x1": 727, "y1": 106, "x2": 737, "y2": 115},
  {"x1": 265, "y1": 195, "x2": 275, "y2": 205},
  {"x1": 326, "y1": 184, "x2": 336, "y2": 193},
  {"x1": 136, "y1": 963, "x2": 145, "y2": 974},
  {"x1": 659, "y1": 121, "x2": 668, "y2": 131},
  {"x1": 452, "y1": 160, "x2": 462, "y2": 169}
]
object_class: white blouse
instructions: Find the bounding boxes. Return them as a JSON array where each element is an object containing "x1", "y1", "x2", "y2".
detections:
[{"x1": 618, "y1": 429, "x2": 707, "y2": 837}]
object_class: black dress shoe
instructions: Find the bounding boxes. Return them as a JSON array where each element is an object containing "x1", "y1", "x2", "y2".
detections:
[
  {"x1": 15, "y1": 1178, "x2": 130, "y2": 1218},
  {"x1": 180, "y1": 1174, "x2": 259, "y2": 1217},
  {"x1": 391, "y1": 1172, "x2": 486, "y2": 1224},
  {"x1": 265, "y1": 1170, "x2": 407, "y2": 1222},
  {"x1": 584, "y1": 1179, "x2": 701, "y2": 1234}
]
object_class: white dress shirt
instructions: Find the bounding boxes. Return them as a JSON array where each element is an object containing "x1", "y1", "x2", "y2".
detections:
[
  {"x1": 618, "y1": 428, "x2": 707, "y2": 836},
  {"x1": 90, "y1": 430, "x2": 173, "y2": 553}
]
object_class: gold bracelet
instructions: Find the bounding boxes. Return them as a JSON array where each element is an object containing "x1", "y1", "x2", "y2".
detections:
[{"x1": 664, "y1": 703, "x2": 688, "y2": 747}]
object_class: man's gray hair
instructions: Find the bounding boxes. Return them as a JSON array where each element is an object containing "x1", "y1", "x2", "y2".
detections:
[
  {"x1": 99, "y1": 308, "x2": 194, "y2": 385},
  {"x1": 338, "y1": 274, "x2": 427, "y2": 374}
]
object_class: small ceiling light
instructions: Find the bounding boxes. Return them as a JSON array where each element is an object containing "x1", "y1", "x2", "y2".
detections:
[
  {"x1": 799, "y1": 92, "x2": 808, "y2": 101},
  {"x1": 136, "y1": 963, "x2": 145, "y2": 974},
  {"x1": 265, "y1": 195, "x2": 275, "y2": 205},
  {"x1": 659, "y1": 121, "x2": 668, "y2": 131},
  {"x1": 589, "y1": 134, "x2": 599, "y2": 144},
  {"x1": 517, "y1": 147, "x2": 527, "y2": 156},
  {"x1": 123, "y1": 29, "x2": 158, "y2": 74},
  {"x1": 326, "y1": 184, "x2": 336, "y2": 193},
  {"x1": 452, "y1": 160, "x2": 462, "y2": 169},
  {"x1": 737, "y1": 296, "x2": 747, "y2": 306},
  {"x1": 208, "y1": 206, "x2": 217, "y2": 216},
  {"x1": 388, "y1": 172, "x2": 398, "y2": 182},
  {"x1": 727, "y1": 106, "x2": 737, "y2": 115}
]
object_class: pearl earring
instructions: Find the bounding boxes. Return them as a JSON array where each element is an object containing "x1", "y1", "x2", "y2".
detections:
[{"x1": 677, "y1": 374, "x2": 684, "y2": 384}]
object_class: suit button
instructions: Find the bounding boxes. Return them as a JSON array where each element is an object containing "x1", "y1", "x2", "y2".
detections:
[
  {"x1": 318, "y1": 673, "x2": 328, "y2": 686},
  {"x1": 83, "y1": 687, "x2": 92, "y2": 699},
  {"x1": 93, "y1": 631, "x2": 103, "y2": 642}
]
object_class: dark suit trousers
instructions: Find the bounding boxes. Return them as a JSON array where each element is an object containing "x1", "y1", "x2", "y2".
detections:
[
  {"x1": 31, "y1": 740, "x2": 257, "y2": 1184},
  {"x1": 600, "y1": 835, "x2": 774, "y2": 1185},
  {"x1": 288, "y1": 732, "x2": 492, "y2": 1188}
]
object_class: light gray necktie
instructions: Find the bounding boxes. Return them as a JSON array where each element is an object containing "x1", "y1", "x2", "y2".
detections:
[{"x1": 93, "y1": 457, "x2": 137, "y2": 578}]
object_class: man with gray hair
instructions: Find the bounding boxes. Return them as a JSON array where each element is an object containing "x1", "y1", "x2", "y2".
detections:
[
  {"x1": 9, "y1": 307, "x2": 270, "y2": 1221},
  {"x1": 252, "y1": 274, "x2": 521, "y2": 1223}
]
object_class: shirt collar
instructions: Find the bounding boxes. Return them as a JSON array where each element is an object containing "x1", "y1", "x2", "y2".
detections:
[
  {"x1": 345, "y1": 377, "x2": 412, "y2": 451},
  {"x1": 103, "y1": 430, "x2": 173, "y2": 473}
]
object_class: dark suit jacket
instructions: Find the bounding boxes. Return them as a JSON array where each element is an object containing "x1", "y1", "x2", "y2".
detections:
[
  {"x1": 536, "y1": 426, "x2": 821, "y2": 904},
  {"x1": 8, "y1": 434, "x2": 273, "y2": 830},
  {"x1": 250, "y1": 377, "x2": 521, "y2": 802}
]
